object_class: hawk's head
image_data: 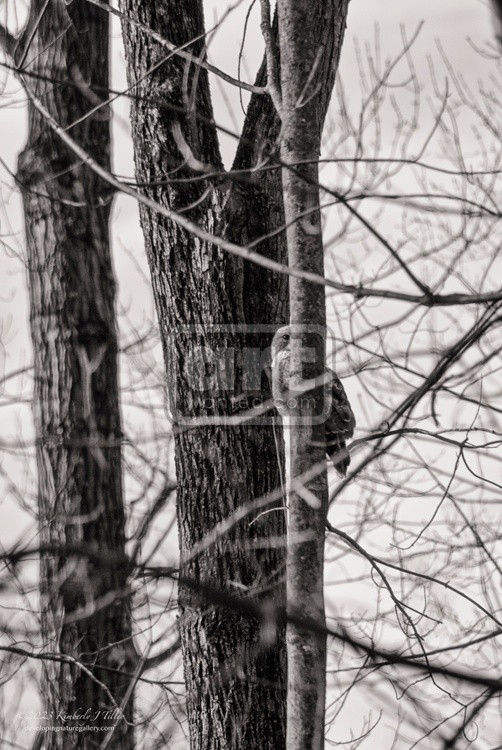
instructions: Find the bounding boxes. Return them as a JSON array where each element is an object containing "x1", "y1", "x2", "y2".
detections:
[{"x1": 271, "y1": 325, "x2": 291, "y2": 361}]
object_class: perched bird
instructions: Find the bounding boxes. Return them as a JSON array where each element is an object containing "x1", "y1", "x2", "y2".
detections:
[{"x1": 271, "y1": 325, "x2": 356, "y2": 476}]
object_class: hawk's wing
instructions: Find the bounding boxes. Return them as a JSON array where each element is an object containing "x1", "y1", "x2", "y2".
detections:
[
  {"x1": 325, "y1": 368, "x2": 355, "y2": 438},
  {"x1": 324, "y1": 369, "x2": 355, "y2": 476}
]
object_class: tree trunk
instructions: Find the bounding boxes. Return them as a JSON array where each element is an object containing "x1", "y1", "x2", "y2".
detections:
[
  {"x1": 120, "y1": 3, "x2": 288, "y2": 748},
  {"x1": 119, "y1": 0, "x2": 348, "y2": 747},
  {"x1": 16, "y1": 2, "x2": 134, "y2": 747},
  {"x1": 276, "y1": 1, "x2": 349, "y2": 748}
]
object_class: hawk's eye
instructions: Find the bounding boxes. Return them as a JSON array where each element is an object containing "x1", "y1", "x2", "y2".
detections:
[{"x1": 282, "y1": 334, "x2": 289, "y2": 341}]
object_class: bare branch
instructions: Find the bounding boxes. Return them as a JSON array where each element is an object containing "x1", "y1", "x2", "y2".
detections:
[
  {"x1": 85, "y1": 0, "x2": 265, "y2": 95},
  {"x1": 16, "y1": 72, "x2": 502, "y2": 311},
  {"x1": 260, "y1": 0, "x2": 282, "y2": 113}
]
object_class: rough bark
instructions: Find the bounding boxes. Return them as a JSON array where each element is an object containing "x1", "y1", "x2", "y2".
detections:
[
  {"x1": 119, "y1": 0, "x2": 348, "y2": 747},
  {"x1": 120, "y1": 3, "x2": 288, "y2": 748},
  {"x1": 16, "y1": 2, "x2": 134, "y2": 747},
  {"x1": 276, "y1": 1, "x2": 349, "y2": 748}
]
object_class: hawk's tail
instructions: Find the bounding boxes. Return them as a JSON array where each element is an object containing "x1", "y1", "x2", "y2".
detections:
[{"x1": 326, "y1": 432, "x2": 350, "y2": 477}]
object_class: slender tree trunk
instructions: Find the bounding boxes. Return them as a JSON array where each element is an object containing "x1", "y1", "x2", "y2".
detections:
[
  {"x1": 16, "y1": 2, "x2": 134, "y2": 747},
  {"x1": 276, "y1": 1, "x2": 349, "y2": 747}
]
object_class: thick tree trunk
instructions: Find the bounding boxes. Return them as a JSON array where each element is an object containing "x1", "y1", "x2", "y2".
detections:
[
  {"x1": 276, "y1": 1, "x2": 349, "y2": 748},
  {"x1": 16, "y1": 2, "x2": 134, "y2": 747},
  {"x1": 119, "y1": 0, "x2": 348, "y2": 747},
  {"x1": 120, "y1": 4, "x2": 288, "y2": 748}
]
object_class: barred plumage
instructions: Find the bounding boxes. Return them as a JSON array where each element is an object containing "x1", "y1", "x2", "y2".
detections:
[{"x1": 271, "y1": 325, "x2": 356, "y2": 476}]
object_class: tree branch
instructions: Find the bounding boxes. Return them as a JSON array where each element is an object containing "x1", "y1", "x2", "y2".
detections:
[
  {"x1": 85, "y1": 0, "x2": 264, "y2": 95},
  {"x1": 13, "y1": 69, "x2": 502, "y2": 310},
  {"x1": 260, "y1": 0, "x2": 282, "y2": 113}
]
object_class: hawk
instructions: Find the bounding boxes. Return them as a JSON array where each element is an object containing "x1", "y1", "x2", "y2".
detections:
[{"x1": 271, "y1": 325, "x2": 356, "y2": 476}]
